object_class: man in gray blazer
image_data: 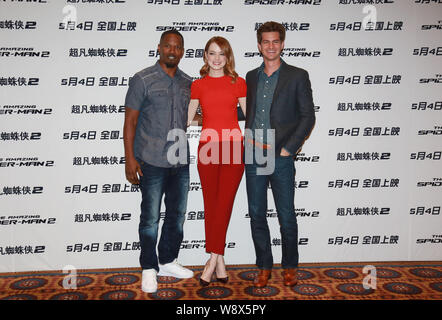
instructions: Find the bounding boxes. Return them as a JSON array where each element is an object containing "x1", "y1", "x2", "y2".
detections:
[{"x1": 244, "y1": 21, "x2": 315, "y2": 288}]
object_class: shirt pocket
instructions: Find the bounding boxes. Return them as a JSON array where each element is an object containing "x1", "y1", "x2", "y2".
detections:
[{"x1": 148, "y1": 88, "x2": 170, "y2": 107}]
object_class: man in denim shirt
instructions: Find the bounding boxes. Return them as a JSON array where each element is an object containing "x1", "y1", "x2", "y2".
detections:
[{"x1": 123, "y1": 30, "x2": 193, "y2": 293}]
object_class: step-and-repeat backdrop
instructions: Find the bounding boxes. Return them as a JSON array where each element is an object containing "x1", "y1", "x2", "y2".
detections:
[{"x1": 1, "y1": 0, "x2": 441, "y2": 272}]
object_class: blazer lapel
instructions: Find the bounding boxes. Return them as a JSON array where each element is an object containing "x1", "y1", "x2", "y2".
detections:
[{"x1": 270, "y1": 61, "x2": 289, "y2": 112}]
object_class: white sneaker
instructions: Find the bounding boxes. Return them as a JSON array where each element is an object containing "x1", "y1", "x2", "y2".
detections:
[
  {"x1": 141, "y1": 269, "x2": 157, "y2": 293},
  {"x1": 158, "y1": 259, "x2": 194, "y2": 279}
]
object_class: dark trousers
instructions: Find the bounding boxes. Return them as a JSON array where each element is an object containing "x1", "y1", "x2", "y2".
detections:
[
  {"x1": 245, "y1": 156, "x2": 299, "y2": 270},
  {"x1": 138, "y1": 161, "x2": 189, "y2": 272}
]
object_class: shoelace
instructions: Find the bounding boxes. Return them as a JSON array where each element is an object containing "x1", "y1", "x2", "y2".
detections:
[
  {"x1": 166, "y1": 259, "x2": 183, "y2": 268},
  {"x1": 173, "y1": 261, "x2": 184, "y2": 268}
]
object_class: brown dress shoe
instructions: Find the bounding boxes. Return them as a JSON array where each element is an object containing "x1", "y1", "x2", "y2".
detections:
[
  {"x1": 254, "y1": 269, "x2": 272, "y2": 288},
  {"x1": 282, "y1": 268, "x2": 298, "y2": 287}
]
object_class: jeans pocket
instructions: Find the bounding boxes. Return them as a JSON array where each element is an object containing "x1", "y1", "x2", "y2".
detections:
[
  {"x1": 279, "y1": 155, "x2": 294, "y2": 162},
  {"x1": 136, "y1": 157, "x2": 145, "y2": 166}
]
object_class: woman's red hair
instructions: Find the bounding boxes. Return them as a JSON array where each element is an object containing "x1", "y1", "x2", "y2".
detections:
[{"x1": 200, "y1": 36, "x2": 238, "y2": 83}]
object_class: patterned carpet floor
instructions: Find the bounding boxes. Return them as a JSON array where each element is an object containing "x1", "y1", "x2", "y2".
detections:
[{"x1": 0, "y1": 261, "x2": 441, "y2": 301}]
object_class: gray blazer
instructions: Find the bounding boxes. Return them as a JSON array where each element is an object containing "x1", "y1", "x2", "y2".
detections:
[{"x1": 239, "y1": 60, "x2": 316, "y2": 156}]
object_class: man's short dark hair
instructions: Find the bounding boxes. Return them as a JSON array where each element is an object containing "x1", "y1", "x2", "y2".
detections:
[
  {"x1": 257, "y1": 21, "x2": 286, "y2": 44},
  {"x1": 160, "y1": 29, "x2": 184, "y2": 47}
]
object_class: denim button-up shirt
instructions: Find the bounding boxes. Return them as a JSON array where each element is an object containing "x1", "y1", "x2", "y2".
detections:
[{"x1": 125, "y1": 61, "x2": 192, "y2": 167}]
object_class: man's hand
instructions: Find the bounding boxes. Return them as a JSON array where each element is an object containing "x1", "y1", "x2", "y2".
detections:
[
  {"x1": 193, "y1": 114, "x2": 203, "y2": 126},
  {"x1": 123, "y1": 107, "x2": 141, "y2": 184},
  {"x1": 125, "y1": 156, "x2": 143, "y2": 185},
  {"x1": 280, "y1": 147, "x2": 292, "y2": 157}
]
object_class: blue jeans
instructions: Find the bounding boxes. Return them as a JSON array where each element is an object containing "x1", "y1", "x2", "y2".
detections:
[
  {"x1": 245, "y1": 156, "x2": 299, "y2": 270},
  {"x1": 138, "y1": 161, "x2": 189, "y2": 272}
]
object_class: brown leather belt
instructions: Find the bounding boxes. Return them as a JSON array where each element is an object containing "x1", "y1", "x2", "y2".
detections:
[{"x1": 246, "y1": 138, "x2": 271, "y2": 150}]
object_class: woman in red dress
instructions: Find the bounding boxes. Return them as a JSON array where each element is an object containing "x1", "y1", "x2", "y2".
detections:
[{"x1": 187, "y1": 37, "x2": 246, "y2": 286}]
